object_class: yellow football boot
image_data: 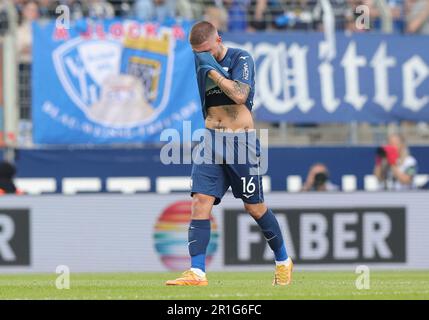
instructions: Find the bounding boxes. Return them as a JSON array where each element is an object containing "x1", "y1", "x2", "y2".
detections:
[
  {"x1": 273, "y1": 259, "x2": 293, "y2": 286},
  {"x1": 166, "y1": 269, "x2": 208, "y2": 286}
]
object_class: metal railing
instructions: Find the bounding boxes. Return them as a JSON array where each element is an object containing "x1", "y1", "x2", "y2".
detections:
[{"x1": 1, "y1": 0, "x2": 19, "y2": 160}]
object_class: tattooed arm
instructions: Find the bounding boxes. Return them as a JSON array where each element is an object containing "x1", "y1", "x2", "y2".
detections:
[{"x1": 207, "y1": 70, "x2": 250, "y2": 105}]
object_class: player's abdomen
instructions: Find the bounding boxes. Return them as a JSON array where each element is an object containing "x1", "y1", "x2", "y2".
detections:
[{"x1": 205, "y1": 104, "x2": 254, "y2": 131}]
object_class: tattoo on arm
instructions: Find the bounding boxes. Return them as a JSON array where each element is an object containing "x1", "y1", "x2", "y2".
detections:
[
  {"x1": 216, "y1": 75, "x2": 231, "y2": 96},
  {"x1": 215, "y1": 74, "x2": 250, "y2": 103},
  {"x1": 233, "y1": 81, "x2": 250, "y2": 98}
]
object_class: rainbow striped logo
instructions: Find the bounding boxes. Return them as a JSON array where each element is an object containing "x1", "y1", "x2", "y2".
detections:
[{"x1": 154, "y1": 201, "x2": 219, "y2": 270}]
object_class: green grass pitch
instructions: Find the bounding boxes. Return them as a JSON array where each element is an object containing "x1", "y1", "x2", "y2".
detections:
[{"x1": 0, "y1": 271, "x2": 428, "y2": 300}]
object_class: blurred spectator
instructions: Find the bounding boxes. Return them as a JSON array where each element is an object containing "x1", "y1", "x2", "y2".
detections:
[
  {"x1": 332, "y1": 0, "x2": 354, "y2": 30},
  {"x1": 59, "y1": 0, "x2": 88, "y2": 20},
  {"x1": 134, "y1": 0, "x2": 170, "y2": 22},
  {"x1": 0, "y1": 3, "x2": 9, "y2": 36},
  {"x1": 38, "y1": 0, "x2": 60, "y2": 19},
  {"x1": 247, "y1": 0, "x2": 285, "y2": 31},
  {"x1": 313, "y1": 0, "x2": 352, "y2": 31},
  {"x1": 9, "y1": 1, "x2": 429, "y2": 38},
  {"x1": 15, "y1": 0, "x2": 89, "y2": 22},
  {"x1": 275, "y1": 0, "x2": 319, "y2": 31},
  {"x1": 366, "y1": 0, "x2": 405, "y2": 33},
  {"x1": 17, "y1": 1, "x2": 41, "y2": 120},
  {"x1": 0, "y1": 162, "x2": 21, "y2": 195},
  {"x1": 204, "y1": 5, "x2": 229, "y2": 32},
  {"x1": 14, "y1": 0, "x2": 26, "y2": 23},
  {"x1": 17, "y1": 0, "x2": 39, "y2": 63},
  {"x1": 373, "y1": 133, "x2": 418, "y2": 190},
  {"x1": 176, "y1": 0, "x2": 194, "y2": 20},
  {"x1": 189, "y1": 0, "x2": 215, "y2": 19},
  {"x1": 12, "y1": 0, "x2": 418, "y2": 34},
  {"x1": 345, "y1": 0, "x2": 367, "y2": 32},
  {"x1": 134, "y1": 0, "x2": 193, "y2": 22},
  {"x1": 406, "y1": 0, "x2": 429, "y2": 34},
  {"x1": 302, "y1": 163, "x2": 340, "y2": 192},
  {"x1": 108, "y1": 0, "x2": 133, "y2": 17},
  {"x1": 87, "y1": 0, "x2": 115, "y2": 19},
  {"x1": 223, "y1": 0, "x2": 249, "y2": 31}
]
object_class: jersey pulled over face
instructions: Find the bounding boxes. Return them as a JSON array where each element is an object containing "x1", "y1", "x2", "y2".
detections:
[{"x1": 205, "y1": 48, "x2": 255, "y2": 111}]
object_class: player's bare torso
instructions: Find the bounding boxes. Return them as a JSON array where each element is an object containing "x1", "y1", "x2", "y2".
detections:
[{"x1": 205, "y1": 104, "x2": 254, "y2": 131}]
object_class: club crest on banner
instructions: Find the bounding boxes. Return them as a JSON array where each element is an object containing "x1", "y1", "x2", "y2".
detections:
[{"x1": 52, "y1": 31, "x2": 175, "y2": 128}]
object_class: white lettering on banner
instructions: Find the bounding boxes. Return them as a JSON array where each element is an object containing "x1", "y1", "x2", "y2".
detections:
[
  {"x1": 300, "y1": 214, "x2": 329, "y2": 260},
  {"x1": 238, "y1": 215, "x2": 261, "y2": 261},
  {"x1": 0, "y1": 215, "x2": 16, "y2": 262},
  {"x1": 254, "y1": 43, "x2": 314, "y2": 113},
  {"x1": 263, "y1": 214, "x2": 296, "y2": 260},
  {"x1": 254, "y1": 43, "x2": 288, "y2": 113},
  {"x1": 284, "y1": 44, "x2": 315, "y2": 113},
  {"x1": 318, "y1": 35, "x2": 340, "y2": 113},
  {"x1": 403, "y1": 56, "x2": 429, "y2": 112},
  {"x1": 363, "y1": 212, "x2": 393, "y2": 259},
  {"x1": 333, "y1": 213, "x2": 359, "y2": 259},
  {"x1": 226, "y1": 39, "x2": 429, "y2": 116},
  {"x1": 319, "y1": 59, "x2": 340, "y2": 113},
  {"x1": 371, "y1": 42, "x2": 397, "y2": 111},
  {"x1": 341, "y1": 41, "x2": 367, "y2": 110}
]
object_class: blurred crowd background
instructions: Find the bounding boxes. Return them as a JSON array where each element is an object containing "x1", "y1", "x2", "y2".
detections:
[
  {"x1": 6, "y1": 0, "x2": 429, "y2": 34},
  {"x1": 0, "y1": 0, "x2": 428, "y2": 194},
  {"x1": 1, "y1": 0, "x2": 429, "y2": 147}
]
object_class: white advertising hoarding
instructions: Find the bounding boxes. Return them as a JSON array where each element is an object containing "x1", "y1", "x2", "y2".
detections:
[{"x1": 0, "y1": 192, "x2": 427, "y2": 273}]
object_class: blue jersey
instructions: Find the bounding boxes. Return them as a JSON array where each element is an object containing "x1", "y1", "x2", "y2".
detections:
[
  {"x1": 204, "y1": 47, "x2": 255, "y2": 113},
  {"x1": 192, "y1": 48, "x2": 263, "y2": 206}
]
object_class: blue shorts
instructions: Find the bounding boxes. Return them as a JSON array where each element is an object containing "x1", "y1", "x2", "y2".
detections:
[{"x1": 191, "y1": 128, "x2": 264, "y2": 205}]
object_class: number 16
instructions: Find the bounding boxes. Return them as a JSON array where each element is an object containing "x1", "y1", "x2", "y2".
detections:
[{"x1": 241, "y1": 177, "x2": 256, "y2": 194}]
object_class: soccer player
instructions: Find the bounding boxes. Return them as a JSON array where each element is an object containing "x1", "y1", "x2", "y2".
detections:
[{"x1": 166, "y1": 21, "x2": 293, "y2": 286}]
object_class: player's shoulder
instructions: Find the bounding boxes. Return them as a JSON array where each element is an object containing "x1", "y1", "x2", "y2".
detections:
[{"x1": 229, "y1": 47, "x2": 253, "y2": 63}]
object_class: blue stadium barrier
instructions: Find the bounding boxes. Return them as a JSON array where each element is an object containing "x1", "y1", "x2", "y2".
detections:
[{"x1": 4, "y1": 146, "x2": 428, "y2": 193}]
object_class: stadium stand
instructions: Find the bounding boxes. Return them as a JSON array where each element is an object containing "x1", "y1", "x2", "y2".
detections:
[
  {"x1": 0, "y1": 0, "x2": 428, "y2": 194},
  {"x1": 1, "y1": 1, "x2": 429, "y2": 297},
  {"x1": 5, "y1": 0, "x2": 429, "y2": 147}
]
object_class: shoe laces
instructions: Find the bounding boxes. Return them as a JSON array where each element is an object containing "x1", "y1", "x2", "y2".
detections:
[
  {"x1": 182, "y1": 270, "x2": 198, "y2": 279},
  {"x1": 275, "y1": 265, "x2": 288, "y2": 283}
]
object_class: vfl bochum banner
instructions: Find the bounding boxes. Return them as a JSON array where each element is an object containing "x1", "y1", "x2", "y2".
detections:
[
  {"x1": 32, "y1": 19, "x2": 204, "y2": 144},
  {"x1": 224, "y1": 32, "x2": 429, "y2": 123},
  {"x1": 33, "y1": 24, "x2": 429, "y2": 144}
]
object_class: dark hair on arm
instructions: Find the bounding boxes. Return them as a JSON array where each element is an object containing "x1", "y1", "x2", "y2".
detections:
[{"x1": 189, "y1": 21, "x2": 217, "y2": 46}]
